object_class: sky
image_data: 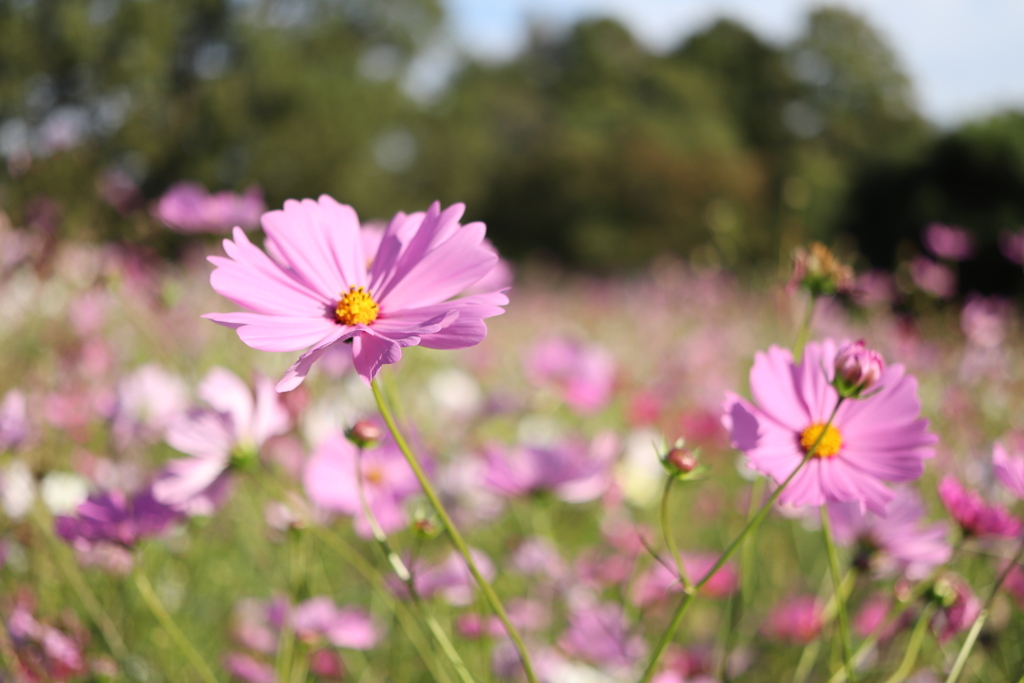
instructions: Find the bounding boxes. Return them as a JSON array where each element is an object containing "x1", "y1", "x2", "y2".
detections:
[{"x1": 441, "y1": 0, "x2": 1024, "y2": 127}]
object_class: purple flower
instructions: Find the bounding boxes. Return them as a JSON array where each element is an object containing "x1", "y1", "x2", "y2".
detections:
[
  {"x1": 994, "y1": 441, "x2": 1024, "y2": 500},
  {"x1": 910, "y1": 257, "x2": 956, "y2": 299},
  {"x1": 408, "y1": 549, "x2": 496, "y2": 606},
  {"x1": 723, "y1": 340, "x2": 936, "y2": 514},
  {"x1": 290, "y1": 598, "x2": 380, "y2": 649},
  {"x1": 939, "y1": 475, "x2": 1022, "y2": 538},
  {"x1": 525, "y1": 337, "x2": 616, "y2": 414},
  {"x1": 558, "y1": 601, "x2": 646, "y2": 671},
  {"x1": 827, "y1": 488, "x2": 951, "y2": 579},
  {"x1": 205, "y1": 197, "x2": 508, "y2": 389},
  {"x1": 153, "y1": 368, "x2": 290, "y2": 513},
  {"x1": 153, "y1": 182, "x2": 265, "y2": 233},
  {"x1": 631, "y1": 554, "x2": 738, "y2": 607},
  {"x1": 6, "y1": 601, "x2": 87, "y2": 680},
  {"x1": 303, "y1": 430, "x2": 420, "y2": 538},
  {"x1": 922, "y1": 223, "x2": 975, "y2": 261},
  {"x1": 481, "y1": 432, "x2": 618, "y2": 503},
  {"x1": 55, "y1": 488, "x2": 179, "y2": 550}
]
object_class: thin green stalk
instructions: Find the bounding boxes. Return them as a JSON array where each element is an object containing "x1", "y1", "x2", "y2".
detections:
[
  {"x1": 31, "y1": 505, "x2": 129, "y2": 663},
  {"x1": 946, "y1": 535, "x2": 1024, "y2": 683},
  {"x1": 882, "y1": 603, "x2": 936, "y2": 683},
  {"x1": 661, "y1": 476, "x2": 693, "y2": 591},
  {"x1": 794, "y1": 295, "x2": 817, "y2": 362},
  {"x1": 638, "y1": 400, "x2": 844, "y2": 683},
  {"x1": 820, "y1": 508, "x2": 855, "y2": 682},
  {"x1": 133, "y1": 570, "x2": 220, "y2": 683},
  {"x1": 792, "y1": 639, "x2": 821, "y2": 683},
  {"x1": 371, "y1": 378, "x2": 538, "y2": 683},
  {"x1": 251, "y1": 467, "x2": 447, "y2": 683},
  {"x1": 356, "y1": 448, "x2": 475, "y2": 683}
]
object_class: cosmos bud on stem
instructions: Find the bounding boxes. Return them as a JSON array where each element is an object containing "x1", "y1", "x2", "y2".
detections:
[{"x1": 833, "y1": 340, "x2": 884, "y2": 399}]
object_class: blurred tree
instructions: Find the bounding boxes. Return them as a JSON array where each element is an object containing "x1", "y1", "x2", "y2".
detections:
[{"x1": 0, "y1": 0, "x2": 442, "y2": 245}]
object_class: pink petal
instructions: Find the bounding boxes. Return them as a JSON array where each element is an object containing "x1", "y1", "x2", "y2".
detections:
[{"x1": 351, "y1": 332, "x2": 403, "y2": 385}]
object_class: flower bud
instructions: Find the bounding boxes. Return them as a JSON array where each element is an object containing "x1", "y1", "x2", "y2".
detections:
[
  {"x1": 789, "y1": 242, "x2": 854, "y2": 297},
  {"x1": 345, "y1": 420, "x2": 383, "y2": 449},
  {"x1": 665, "y1": 447, "x2": 698, "y2": 474},
  {"x1": 833, "y1": 340, "x2": 884, "y2": 398}
]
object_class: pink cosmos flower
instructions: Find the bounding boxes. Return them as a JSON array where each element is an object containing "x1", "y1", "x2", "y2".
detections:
[
  {"x1": 405, "y1": 549, "x2": 497, "y2": 606},
  {"x1": 153, "y1": 368, "x2": 290, "y2": 513},
  {"x1": 827, "y1": 488, "x2": 951, "y2": 579},
  {"x1": 961, "y1": 296, "x2": 1011, "y2": 349},
  {"x1": 631, "y1": 554, "x2": 738, "y2": 607},
  {"x1": 558, "y1": 601, "x2": 646, "y2": 671},
  {"x1": 111, "y1": 364, "x2": 189, "y2": 447},
  {"x1": 0, "y1": 389, "x2": 28, "y2": 451},
  {"x1": 723, "y1": 340, "x2": 936, "y2": 514},
  {"x1": 763, "y1": 596, "x2": 822, "y2": 644},
  {"x1": 998, "y1": 229, "x2": 1024, "y2": 265},
  {"x1": 994, "y1": 442, "x2": 1024, "y2": 500},
  {"x1": 481, "y1": 432, "x2": 619, "y2": 503},
  {"x1": 938, "y1": 475, "x2": 1022, "y2": 538},
  {"x1": 303, "y1": 430, "x2": 420, "y2": 538},
  {"x1": 909, "y1": 257, "x2": 956, "y2": 299},
  {"x1": 7, "y1": 601, "x2": 87, "y2": 680},
  {"x1": 205, "y1": 197, "x2": 508, "y2": 389},
  {"x1": 524, "y1": 337, "x2": 617, "y2": 414},
  {"x1": 922, "y1": 223, "x2": 975, "y2": 261},
  {"x1": 153, "y1": 182, "x2": 265, "y2": 233}
]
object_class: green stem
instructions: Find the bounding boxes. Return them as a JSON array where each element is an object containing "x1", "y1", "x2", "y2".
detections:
[
  {"x1": 638, "y1": 400, "x2": 844, "y2": 683},
  {"x1": 133, "y1": 570, "x2": 220, "y2": 683},
  {"x1": 31, "y1": 505, "x2": 129, "y2": 663},
  {"x1": 820, "y1": 508, "x2": 855, "y2": 683},
  {"x1": 660, "y1": 476, "x2": 693, "y2": 591},
  {"x1": 356, "y1": 448, "x2": 474, "y2": 683},
  {"x1": 882, "y1": 603, "x2": 936, "y2": 683},
  {"x1": 792, "y1": 639, "x2": 821, "y2": 683},
  {"x1": 946, "y1": 535, "x2": 1024, "y2": 683},
  {"x1": 794, "y1": 295, "x2": 817, "y2": 362},
  {"x1": 371, "y1": 378, "x2": 538, "y2": 683},
  {"x1": 251, "y1": 467, "x2": 447, "y2": 683}
]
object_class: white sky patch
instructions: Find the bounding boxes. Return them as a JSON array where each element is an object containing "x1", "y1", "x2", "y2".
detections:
[{"x1": 442, "y1": 0, "x2": 1024, "y2": 127}]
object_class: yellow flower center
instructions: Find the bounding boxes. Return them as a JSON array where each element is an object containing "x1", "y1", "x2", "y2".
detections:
[
  {"x1": 335, "y1": 286, "x2": 379, "y2": 326},
  {"x1": 800, "y1": 423, "x2": 843, "y2": 458}
]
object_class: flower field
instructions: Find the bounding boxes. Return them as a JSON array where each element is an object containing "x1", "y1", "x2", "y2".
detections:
[{"x1": 2, "y1": 204, "x2": 1024, "y2": 683}]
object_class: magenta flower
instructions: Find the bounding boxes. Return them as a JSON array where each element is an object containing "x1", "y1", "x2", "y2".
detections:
[
  {"x1": 481, "y1": 432, "x2": 618, "y2": 503},
  {"x1": 525, "y1": 337, "x2": 616, "y2": 414},
  {"x1": 931, "y1": 574, "x2": 981, "y2": 642},
  {"x1": 763, "y1": 596, "x2": 823, "y2": 644},
  {"x1": 994, "y1": 442, "x2": 1024, "y2": 500},
  {"x1": 938, "y1": 475, "x2": 1022, "y2": 538},
  {"x1": 723, "y1": 340, "x2": 936, "y2": 514},
  {"x1": 827, "y1": 488, "x2": 951, "y2": 579},
  {"x1": 205, "y1": 197, "x2": 508, "y2": 389},
  {"x1": 153, "y1": 368, "x2": 290, "y2": 513},
  {"x1": 153, "y1": 182, "x2": 265, "y2": 233},
  {"x1": 922, "y1": 222, "x2": 975, "y2": 261},
  {"x1": 7, "y1": 601, "x2": 86, "y2": 680},
  {"x1": 303, "y1": 430, "x2": 420, "y2": 538}
]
